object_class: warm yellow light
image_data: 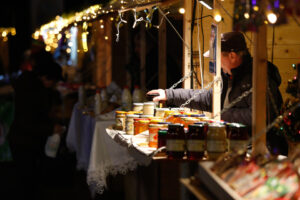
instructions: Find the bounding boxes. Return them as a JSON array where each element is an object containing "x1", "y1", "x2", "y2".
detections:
[
  {"x1": 74, "y1": 23, "x2": 77, "y2": 26},
  {"x1": 253, "y1": 6, "x2": 259, "y2": 11},
  {"x1": 110, "y1": 17, "x2": 114, "y2": 21},
  {"x1": 110, "y1": 5, "x2": 112, "y2": 8},
  {"x1": 66, "y1": 48, "x2": 71, "y2": 54},
  {"x1": 82, "y1": 32, "x2": 88, "y2": 52},
  {"x1": 68, "y1": 42, "x2": 73, "y2": 47},
  {"x1": 53, "y1": 43, "x2": 58, "y2": 48},
  {"x1": 66, "y1": 33, "x2": 71, "y2": 39},
  {"x1": 267, "y1": 12, "x2": 277, "y2": 24},
  {"x1": 244, "y1": 12, "x2": 250, "y2": 19},
  {"x1": 214, "y1": 14, "x2": 222, "y2": 22},
  {"x1": 104, "y1": 36, "x2": 108, "y2": 40},
  {"x1": 57, "y1": 34, "x2": 62, "y2": 40},
  {"x1": 100, "y1": 19, "x2": 103, "y2": 23},
  {"x1": 2, "y1": 31, "x2": 7, "y2": 37},
  {"x1": 45, "y1": 46, "x2": 51, "y2": 51},
  {"x1": 179, "y1": 8, "x2": 185, "y2": 14},
  {"x1": 11, "y1": 29, "x2": 16, "y2": 36},
  {"x1": 100, "y1": 25, "x2": 104, "y2": 29},
  {"x1": 3, "y1": 37, "x2": 8, "y2": 42},
  {"x1": 264, "y1": 20, "x2": 268, "y2": 24}
]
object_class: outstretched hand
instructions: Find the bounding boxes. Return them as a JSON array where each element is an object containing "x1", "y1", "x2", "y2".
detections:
[{"x1": 147, "y1": 89, "x2": 167, "y2": 102}]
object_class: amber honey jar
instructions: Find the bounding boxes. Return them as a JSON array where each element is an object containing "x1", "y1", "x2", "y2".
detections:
[
  {"x1": 186, "y1": 124, "x2": 207, "y2": 160},
  {"x1": 166, "y1": 124, "x2": 185, "y2": 159},
  {"x1": 134, "y1": 119, "x2": 150, "y2": 135}
]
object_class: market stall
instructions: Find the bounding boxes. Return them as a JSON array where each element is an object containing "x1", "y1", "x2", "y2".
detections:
[{"x1": 33, "y1": 0, "x2": 300, "y2": 199}]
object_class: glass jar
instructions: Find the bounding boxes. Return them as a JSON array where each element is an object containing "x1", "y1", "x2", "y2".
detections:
[
  {"x1": 182, "y1": 117, "x2": 200, "y2": 128},
  {"x1": 158, "y1": 122, "x2": 171, "y2": 129},
  {"x1": 134, "y1": 119, "x2": 150, "y2": 135},
  {"x1": 186, "y1": 124, "x2": 207, "y2": 160},
  {"x1": 172, "y1": 114, "x2": 188, "y2": 124},
  {"x1": 125, "y1": 114, "x2": 139, "y2": 135},
  {"x1": 148, "y1": 124, "x2": 164, "y2": 148},
  {"x1": 158, "y1": 128, "x2": 168, "y2": 148},
  {"x1": 143, "y1": 102, "x2": 155, "y2": 116},
  {"x1": 207, "y1": 123, "x2": 227, "y2": 160},
  {"x1": 155, "y1": 108, "x2": 168, "y2": 118},
  {"x1": 133, "y1": 103, "x2": 144, "y2": 112},
  {"x1": 115, "y1": 111, "x2": 127, "y2": 130},
  {"x1": 166, "y1": 124, "x2": 185, "y2": 159},
  {"x1": 227, "y1": 123, "x2": 249, "y2": 154}
]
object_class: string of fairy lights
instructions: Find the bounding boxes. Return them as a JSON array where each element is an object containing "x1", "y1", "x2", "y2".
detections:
[{"x1": 0, "y1": 27, "x2": 16, "y2": 42}]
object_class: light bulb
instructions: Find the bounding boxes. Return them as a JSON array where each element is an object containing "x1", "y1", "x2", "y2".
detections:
[
  {"x1": 267, "y1": 13, "x2": 277, "y2": 24},
  {"x1": 179, "y1": 8, "x2": 185, "y2": 14},
  {"x1": 214, "y1": 14, "x2": 222, "y2": 22},
  {"x1": 244, "y1": 12, "x2": 250, "y2": 19}
]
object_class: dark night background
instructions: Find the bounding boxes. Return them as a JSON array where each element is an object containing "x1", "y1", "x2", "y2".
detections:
[{"x1": 0, "y1": 0, "x2": 108, "y2": 73}]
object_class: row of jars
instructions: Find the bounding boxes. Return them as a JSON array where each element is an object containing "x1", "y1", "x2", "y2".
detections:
[{"x1": 163, "y1": 123, "x2": 250, "y2": 160}]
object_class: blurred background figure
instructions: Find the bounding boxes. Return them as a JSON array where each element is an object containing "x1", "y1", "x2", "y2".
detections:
[{"x1": 8, "y1": 53, "x2": 65, "y2": 199}]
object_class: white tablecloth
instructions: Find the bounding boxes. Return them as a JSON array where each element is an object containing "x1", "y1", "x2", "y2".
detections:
[
  {"x1": 66, "y1": 103, "x2": 96, "y2": 170},
  {"x1": 67, "y1": 103, "x2": 159, "y2": 194}
]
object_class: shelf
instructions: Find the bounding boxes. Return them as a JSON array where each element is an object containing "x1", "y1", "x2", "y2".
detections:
[{"x1": 197, "y1": 161, "x2": 243, "y2": 200}]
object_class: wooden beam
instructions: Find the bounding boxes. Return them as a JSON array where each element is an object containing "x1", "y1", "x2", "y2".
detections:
[
  {"x1": 212, "y1": 1, "x2": 222, "y2": 120},
  {"x1": 252, "y1": 24, "x2": 268, "y2": 156},
  {"x1": 183, "y1": 0, "x2": 192, "y2": 89},
  {"x1": 158, "y1": 13, "x2": 167, "y2": 89}
]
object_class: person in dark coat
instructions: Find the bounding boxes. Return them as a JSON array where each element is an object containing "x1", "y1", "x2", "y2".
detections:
[
  {"x1": 147, "y1": 31, "x2": 287, "y2": 155},
  {"x1": 8, "y1": 59, "x2": 65, "y2": 199}
]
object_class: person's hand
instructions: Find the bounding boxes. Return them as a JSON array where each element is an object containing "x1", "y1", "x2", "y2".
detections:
[
  {"x1": 147, "y1": 89, "x2": 167, "y2": 102},
  {"x1": 53, "y1": 124, "x2": 66, "y2": 135}
]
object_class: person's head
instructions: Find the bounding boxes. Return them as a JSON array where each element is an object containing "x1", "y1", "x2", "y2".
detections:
[
  {"x1": 220, "y1": 32, "x2": 249, "y2": 74},
  {"x1": 35, "y1": 61, "x2": 63, "y2": 88}
]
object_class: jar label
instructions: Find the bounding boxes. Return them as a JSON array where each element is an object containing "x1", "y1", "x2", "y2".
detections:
[
  {"x1": 187, "y1": 140, "x2": 205, "y2": 152},
  {"x1": 229, "y1": 140, "x2": 248, "y2": 152},
  {"x1": 166, "y1": 139, "x2": 185, "y2": 151},
  {"x1": 149, "y1": 131, "x2": 158, "y2": 143},
  {"x1": 207, "y1": 140, "x2": 226, "y2": 152},
  {"x1": 125, "y1": 121, "x2": 134, "y2": 135}
]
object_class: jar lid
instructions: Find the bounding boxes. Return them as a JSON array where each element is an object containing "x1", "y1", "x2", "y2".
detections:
[
  {"x1": 208, "y1": 123, "x2": 226, "y2": 128},
  {"x1": 158, "y1": 129, "x2": 168, "y2": 135},
  {"x1": 143, "y1": 102, "x2": 155, "y2": 105},
  {"x1": 140, "y1": 115, "x2": 153, "y2": 118},
  {"x1": 155, "y1": 108, "x2": 168, "y2": 111},
  {"x1": 149, "y1": 124, "x2": 164, "y2": 128},
  {"x1": 126, "y1": 114, "x2": 139, "y2": 118},
  {"x1": 139, "y1": 120, "x2": 150, "y2": 124},
  {"x1": 227, "y1": 122, "x2": 246, "y2": 128},
  {"x1": 190, "y1": 114, "x2": 206, "y2": 117},
  {"x1": 158, "y1": 122, "x2": 172, "y2": 125},
  {"x1": 133, "y1": 103, "x2": 144, "y2": 106},
  {"x1": 174, "y1": 114, "x2": 188, "y2": 118},
  {"x1": 116, "y1": 111, "x2": 127, "y2": 114},
  {"x1": 168, "y1": 123, "x2": 184, "y2": 128}
]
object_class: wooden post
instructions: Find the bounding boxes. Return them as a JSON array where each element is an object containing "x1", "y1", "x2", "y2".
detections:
[
  {"x1": 183, "y1": 0, "x2": 192, "y2": 89},
  {"x1": 212, "y1": 2, "x2": 222, "y2": 120},
  {"x1": 158, "y1": 13, "x2": 167, "y2": 89},
  {"x1": 140, "y1": 25, "x2": 146, "y2": 90},
  {"x1": 252, "y1": 24, "x2": 268, "y2": 156}
]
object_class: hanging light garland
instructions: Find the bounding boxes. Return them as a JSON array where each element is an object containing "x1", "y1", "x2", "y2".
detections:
[{"x1": 0, "y1": 27, "x2": 16, "y2": 42}]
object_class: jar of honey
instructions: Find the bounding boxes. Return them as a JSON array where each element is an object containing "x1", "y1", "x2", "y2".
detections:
[
  {"x1": 207, "y1": 123, "x2": 227, "y2": 160},
  {"x1": 166, "y1": 124, "x2": 185, "y2": 159},
  {"x1": 125, "y1": 114, "x2": 139, "y2": 135},
  {"x1": 227, "y1": 123, "x2": 249, "y2": 154},
  {"x1": 134, "y1": 119, "x2": 150, "y2": 135},
  {"x1": 186, "y1": 124, "x2": 207, "y2": 160},
  {"x1": 148, "y1": 124, "x2": 164, "y2": 148},
  {"x1": 158, "y1": 128, "x2": 168, "y2": 148}
]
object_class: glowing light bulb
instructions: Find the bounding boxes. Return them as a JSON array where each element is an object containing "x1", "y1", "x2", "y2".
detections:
[
  {"x1": 253, "y1": 6, "x2": 259, "y2": 11},
  {"x1": 45, "y1": 46, "x2": 51, "y2": 52},
  {"x1": 267, "y1": 13, "x2": 277, "y2": 24},
  {"x1": 66, "y1": 48, "x2": 71, "y2": 54},
  {"x1": 105, "y1": 36, "x2": 108, "y2": 40},
  {"x1": 100, "y1": 25, "x2": 104, "y2": 29},
  {"x1": 110, "y1": 17, "x2": 114, "y2": 21},
  {"x1": 244, "y1": 12, "x2": 250, "y2": 19},
  {"x1": 214, "y1": 14, "x2": 222, "y2": 22},
  {"x1": 179, "y1": 8, "x2": 185, "y2": 14}
]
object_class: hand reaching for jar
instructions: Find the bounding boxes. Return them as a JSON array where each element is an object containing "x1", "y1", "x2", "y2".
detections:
[{"x1": 146, "y1": 89, "x2": 167, "y2": 102}]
